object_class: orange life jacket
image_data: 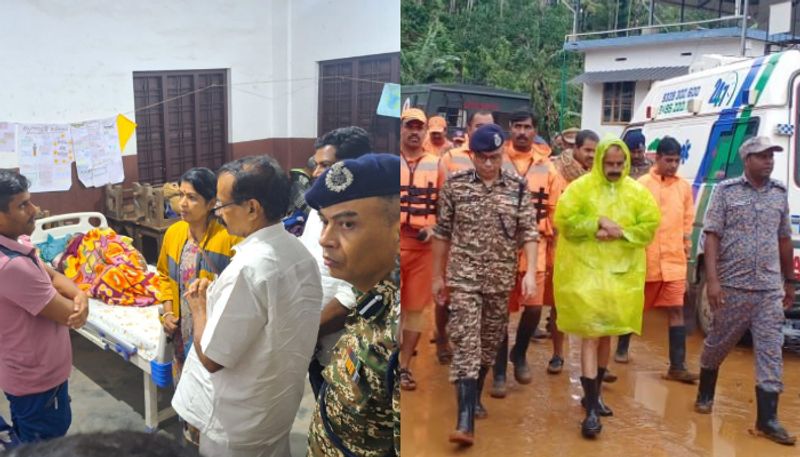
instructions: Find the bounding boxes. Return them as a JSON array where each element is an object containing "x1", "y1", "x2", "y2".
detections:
[
  {"x1": 502, "y1": 146, "x2": 565, "y2": 272},
  {"x1": 439, "y1": 146, "x2": 474, "y2": 178},
  {"x1": 400, "y1": 152, "x2": 442, "y2": 230}
]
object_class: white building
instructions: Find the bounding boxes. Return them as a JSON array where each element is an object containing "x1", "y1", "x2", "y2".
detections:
[
  {"x1": 0, "y1": 0, "x2": 399, "y2": 213},
  {"x1": 565, "y1": 0, "x2": 798, "y2": 138}
]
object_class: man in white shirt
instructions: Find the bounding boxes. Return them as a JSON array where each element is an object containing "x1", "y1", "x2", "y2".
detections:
[
  {"x1": 172, "y1": 155, "x2": 323, "y2": 457},
  {"x1": 302, "y1": 126, "x2": 371, "y2": 397}
]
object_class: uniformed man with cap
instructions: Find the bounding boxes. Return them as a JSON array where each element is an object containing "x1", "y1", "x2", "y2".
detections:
[
  {"x1": 562, "y1": 127, "x2": 578, "y2": 145},
  {"x1": 623, "y1": 130, "x2": 653, "y2": 179},
  {"x1": 551, "y1": 127, "x2": 578, "y2": 156},
  {"x1": 304, "y1": 153, "x2": 401, "y2": 456},
  {"x1": 399, "y1": 107, "x2": 442, "y2": 390},
  {"x1": 432, "y1": 124, "x2": 539, "y2": 446},
  {"x1": 695, "y1": 136, "x2": 796, "y2": 446},
  {"x1": 424, "y1": 115, "x2": 454, "y2": 156}
]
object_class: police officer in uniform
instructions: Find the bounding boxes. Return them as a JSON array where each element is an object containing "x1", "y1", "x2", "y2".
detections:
[
  {"x1": 432, "y1": 124, "x2": 539, "y2": 446},
  {"x1": 695, "y1": 137, "x2": 796, "y2": 446},
  {"x1": 304, "y1": 153, "x2": 401, "y2": 456}
]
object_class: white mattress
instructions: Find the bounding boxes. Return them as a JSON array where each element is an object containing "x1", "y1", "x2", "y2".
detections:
[{"x1": 87, "y1": 298, "x2": 162, "y2": 362}]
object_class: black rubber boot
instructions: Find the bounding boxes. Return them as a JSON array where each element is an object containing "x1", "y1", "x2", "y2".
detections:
[
  {"x1": 491, "y1": 335, "x2": 508, "y2": 398},
  {"x1": 583, "y1": 367, "x2": 614, "y2": 416},
  {"x1": 615, "y1": 333, "x2": 632, "y2": 363},
  {"x1": 475, "y1": 366, "x2": 489, "y2": 419},
  {"x1": 449, "y1": 379, "x2": 476, "y2": 445},
  {"x1": 755, "y1": 386, "x2": 797, "y2": 445},
  {"x1": 596, "y1": 367, "x2": 614, "y2": 417},
  {"x1": 694, "y1": 368, "x2": 718, "y2": 414},
  {"x1": 665, "y1": 326, "x2": 699, "y2": 383},
  {"x1": 580, "y1": 376, "x2": 602, "y2": 438},
  {"x1": 510, "y1": 308, "x2": 538, "y2": 384}
]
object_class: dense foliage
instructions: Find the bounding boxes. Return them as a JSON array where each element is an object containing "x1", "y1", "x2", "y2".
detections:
[{"x1": 402, "y1": 0, "x2": 722, "y2": 136}]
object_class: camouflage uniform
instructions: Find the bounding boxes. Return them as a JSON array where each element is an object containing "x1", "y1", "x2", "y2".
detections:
[
  {"x1": 700, "y1": 176, "x2": 792, "y2": 392},
  {"x1": 629, "y1": 158, "x2": 654, "y2": 179},
  {"x1": 434, "y1": 169, "x2": 539, "y2": 382},
  {"x1": 307, "y1": 280, "x2": 400, "y2": 457}
]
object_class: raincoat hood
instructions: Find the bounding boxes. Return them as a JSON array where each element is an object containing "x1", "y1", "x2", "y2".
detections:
[
  {"x1": 552, "y1": 135, "x2": 661, "y2": 338},
  {"x1": 591, "y1": 135, "x2": 632, "y2": 184}
]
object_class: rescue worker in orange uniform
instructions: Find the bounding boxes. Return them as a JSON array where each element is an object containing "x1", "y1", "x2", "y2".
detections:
[
  {"x1": 424, "y1": 116, "x2": 454, "y2": 156},
  {"x1": 400, "y1": 108, "x2": 444, "y2": 390},
  {"x1": 491, "y1": 110, "x2": 566, "y2": 397},
  {"x1": 620, "y1": 136, "x2": 699, "y2": 382},
  {"x1": 439, "y1": 111, "x2": 494, "y2": 178}
]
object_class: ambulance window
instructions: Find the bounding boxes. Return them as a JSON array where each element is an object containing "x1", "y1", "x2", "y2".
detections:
[{"x1": 724, "y1": 118, "x2": 760, "y2": 179}]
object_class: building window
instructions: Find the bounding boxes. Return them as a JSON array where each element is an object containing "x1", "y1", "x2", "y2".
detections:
[
  {"x1": 133, "y1": 70, "x2": 228, "y2": 185},
  {"x1": 602, "y1": 81, "x2": 635, "y2": 124},
  {"x1": 318, "y1": 53, "x2": 400, "y2": 154}
]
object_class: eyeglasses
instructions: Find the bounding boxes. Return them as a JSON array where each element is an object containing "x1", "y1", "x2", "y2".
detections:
[
  {"x1": 474, "y1": 153, "x2": 503, "y2": 164},
  {"x1": 213, "y1": 199, "x2": 242, "y2": 213}
]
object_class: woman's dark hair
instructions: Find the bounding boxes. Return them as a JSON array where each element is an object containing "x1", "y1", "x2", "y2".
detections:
[
  {"x1": 179, "y1": 167, "x2": 217, "y2": 202},
  {"x1": 218, "y1": 155, "x2": 290, "y2": 222},
  {"x1": 0, "y1": 169, "x2": 30, "y2": 212}
]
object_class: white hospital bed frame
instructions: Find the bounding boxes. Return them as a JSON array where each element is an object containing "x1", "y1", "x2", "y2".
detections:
[{"x1": 30, "y1": 212, "x2": 175, "y2": 431}]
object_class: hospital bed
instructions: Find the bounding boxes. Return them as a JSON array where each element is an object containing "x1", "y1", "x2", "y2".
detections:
[{"x1": 30, "y1": 212, "x2": 175, "y2": 431}]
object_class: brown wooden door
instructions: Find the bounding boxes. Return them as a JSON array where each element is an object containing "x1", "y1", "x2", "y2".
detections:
[
  {"x1": 134, "y1": 70, "x2": 229, "y2": 185},
  {"x1": 319, "y1": 53, "x2": 400, "y2": 155}
]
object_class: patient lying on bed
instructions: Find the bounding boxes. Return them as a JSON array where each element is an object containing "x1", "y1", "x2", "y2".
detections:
[{"x1": 34, "y1": 227, "x2": 164, "y2": 307}]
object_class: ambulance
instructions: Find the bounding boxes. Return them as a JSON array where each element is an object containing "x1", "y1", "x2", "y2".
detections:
[{"x1": 624, "y1": 50, "x2": 800, "y2": 344}]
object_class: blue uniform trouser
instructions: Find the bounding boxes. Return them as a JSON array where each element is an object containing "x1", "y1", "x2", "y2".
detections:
[
  {"x1": 700, "y1": 287, "x2": 785, "y2": 392},
  {"x1": 4, "y1": 380, "x2": 71, "y2": 443}
]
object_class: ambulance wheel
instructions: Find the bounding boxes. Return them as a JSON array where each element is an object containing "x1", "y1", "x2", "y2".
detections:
[{"x1": 696, "y1": 273, "x2": 713, "y2": 336}]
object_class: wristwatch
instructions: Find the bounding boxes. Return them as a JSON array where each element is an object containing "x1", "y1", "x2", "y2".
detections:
[{"x1": 785, "y1": 277, "x2": 800, "y2": 285}]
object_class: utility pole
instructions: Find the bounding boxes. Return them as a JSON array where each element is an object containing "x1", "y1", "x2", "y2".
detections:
[
  {"x1": 740, "y1": 0, "x2": 749, "y2": 56},
  {"x1": 561, "y1": 0, "x2": 579, "y2": 40}
]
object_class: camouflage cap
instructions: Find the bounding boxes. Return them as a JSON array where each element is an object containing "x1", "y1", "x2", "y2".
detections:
[{"x1": 739, "y1": 136, "x2": 783, "y2": 159}]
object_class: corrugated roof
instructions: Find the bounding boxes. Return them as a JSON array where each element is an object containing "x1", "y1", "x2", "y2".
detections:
[
  {"x1": 402, "y1": 83, "x2": 529, "y2": 99},
  {"x1": 570, "y1": 66, "x2": 690, "y2": 84}
]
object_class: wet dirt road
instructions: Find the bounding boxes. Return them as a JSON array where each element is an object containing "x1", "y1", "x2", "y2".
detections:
[{"x1": 401, "y1": 310, "x2": 800, "y2": 456}]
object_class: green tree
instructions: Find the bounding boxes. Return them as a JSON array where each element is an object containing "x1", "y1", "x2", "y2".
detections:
[{"x1": 402, "y1": 0, "x2": 583, "y2": 137}]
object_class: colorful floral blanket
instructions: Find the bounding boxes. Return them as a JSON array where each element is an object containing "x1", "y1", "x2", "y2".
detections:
[{"x1": 63, "y1": 228, "x2": 163, "y2": 306}]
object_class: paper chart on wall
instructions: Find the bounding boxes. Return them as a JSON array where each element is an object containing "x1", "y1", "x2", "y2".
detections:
[
  {"x1": 17, "y1": 124, "x2": 73, "y2": 193},
  {"x1": 71, "y1": 117, "x2": 125, "y2": 187},
  {"x1": 0, "y1": 122, "x2": 16, "y2": 164}
]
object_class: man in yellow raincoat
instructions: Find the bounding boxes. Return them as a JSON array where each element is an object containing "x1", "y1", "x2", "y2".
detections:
[{"x1": 553, "y1": 136, "x2": 660, "y2": 439}]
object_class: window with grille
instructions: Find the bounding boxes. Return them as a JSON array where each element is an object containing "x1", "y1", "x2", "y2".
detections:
[
  {"x1": 133, "y1": 70, "x2": 228, "y2": 185},
  {"x1": 602, "y1": 81, "x2": 635, "y2": 124},
  {"x1": 318, "y1": 53, "x2": 400, "y2": 154}
]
